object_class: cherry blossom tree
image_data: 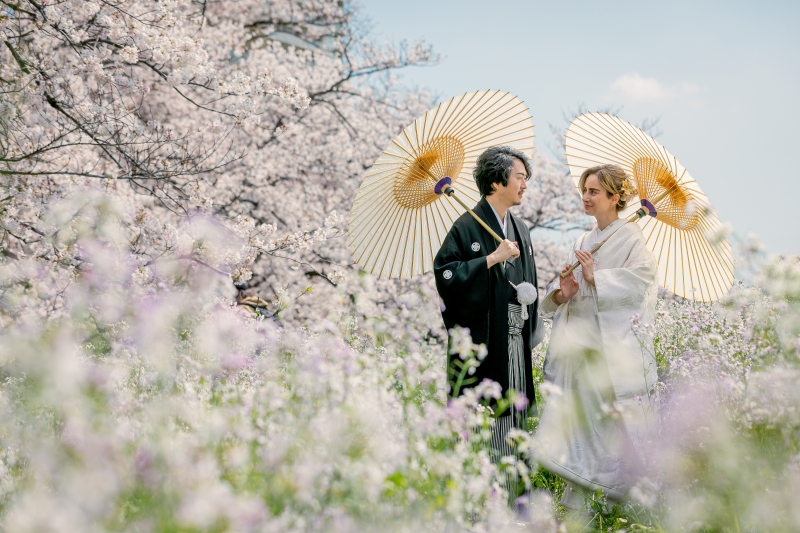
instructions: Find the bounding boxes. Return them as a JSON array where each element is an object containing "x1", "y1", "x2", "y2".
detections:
[
  {"x1": 0, "y1": 0, "x2": 436, "y2": 323},
  {"x1": 2, "y1": 0, "x2": 610, "y2": 368}
]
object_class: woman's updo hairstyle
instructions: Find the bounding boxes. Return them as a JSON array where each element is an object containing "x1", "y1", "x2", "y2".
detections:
[{"x1": 579, "y1": 164, "x2": 638, "y2": 212}]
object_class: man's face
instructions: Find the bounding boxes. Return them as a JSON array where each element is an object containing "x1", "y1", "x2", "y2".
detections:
[{"x1": 491, "y1": 158, "x2": 528, "y2": 207}]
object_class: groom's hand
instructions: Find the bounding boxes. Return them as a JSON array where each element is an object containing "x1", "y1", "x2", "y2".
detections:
[{"x1": 487, "y1": 239, "x2": 519, "y2": 268}]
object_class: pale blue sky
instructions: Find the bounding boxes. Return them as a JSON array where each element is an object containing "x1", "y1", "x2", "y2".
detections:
[{"x1": 357, "y1": 0, "x2": 800, "y2": 254}]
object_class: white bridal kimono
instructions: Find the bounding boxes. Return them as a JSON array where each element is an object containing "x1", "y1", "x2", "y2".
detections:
[{"x1": 534, "y1": 219, "x2": 659, "y2": 505}]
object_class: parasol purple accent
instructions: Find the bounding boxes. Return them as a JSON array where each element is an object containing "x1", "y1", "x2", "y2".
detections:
[
  {"x1": 434, "y1": 177, "x2": 452, "y2": 195},
  {"x1": 640, "y1": 198, "x2": 657, "y2": 217}
]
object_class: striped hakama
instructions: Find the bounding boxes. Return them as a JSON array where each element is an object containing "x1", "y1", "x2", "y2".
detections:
[{"x1": 481, "y1": 302, "x2": 528, "y2": 503}]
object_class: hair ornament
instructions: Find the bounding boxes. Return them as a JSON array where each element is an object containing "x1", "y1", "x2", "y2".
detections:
[{"x1": 621, "y1": 178, "x2": 638, "y2": 200}]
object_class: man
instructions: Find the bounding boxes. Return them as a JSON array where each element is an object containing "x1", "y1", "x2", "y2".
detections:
[{"x1": 434, "y1": 145, "x2": 544, "y2": 456}]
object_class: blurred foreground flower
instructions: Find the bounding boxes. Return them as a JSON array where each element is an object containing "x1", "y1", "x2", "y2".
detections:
[{"x1": 0, "y1": 195, "x2": 534, "y2": 532}]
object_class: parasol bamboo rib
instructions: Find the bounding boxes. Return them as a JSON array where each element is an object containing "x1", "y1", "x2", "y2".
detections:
[
  {"x1": 444, "y1": 188, "x2": 504, "y2": 244},
  {"x1": 348, "y1": 90, "x2": 533, "y2": 278},
  {"x1": 415, "y1": 167, "x2": 508, "y2": 247},
  {"x1": 562, "y1": 112, "x2": 734, "y2": 302}
]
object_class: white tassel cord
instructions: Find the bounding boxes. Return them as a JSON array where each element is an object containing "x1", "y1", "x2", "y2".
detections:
[{"x1": 510, "y1": 281, "x2": 538, "y2": 320}]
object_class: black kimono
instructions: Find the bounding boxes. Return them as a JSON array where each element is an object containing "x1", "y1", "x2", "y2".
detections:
[{"x1": 434, "y1": 197, "x2": 544, "y2": 413}]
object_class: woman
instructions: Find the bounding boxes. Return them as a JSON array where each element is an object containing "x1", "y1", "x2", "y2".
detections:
[{"x1": 534, "y1": 165, "x2": 659, "y2": 509}]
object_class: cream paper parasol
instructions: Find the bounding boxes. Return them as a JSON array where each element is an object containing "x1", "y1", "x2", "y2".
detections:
[
  {"x1": 348, "y1": 90, "x2": 534, "y2": 278},
  {"x1": 563, "y1": 112, "x2": 734, "y2": 302}
]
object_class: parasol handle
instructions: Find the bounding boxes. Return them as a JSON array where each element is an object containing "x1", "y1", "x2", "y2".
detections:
[
  {"x1": 560, "y1": 224, "x2": 630, "y2": 278},
  {"x1": 442, "y1": 186, "x2": 505, "y2": 244},
  {"x1": 560, "y1": 187, "x2": 674, "y2": 279},
  {"x1": 432, "y1": 176, "x2": 519, "y2": 256}
]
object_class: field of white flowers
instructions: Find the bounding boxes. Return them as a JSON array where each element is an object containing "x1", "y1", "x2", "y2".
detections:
[
  {"x1": 2, "y1": 0, "x2": 796, "y2": 528},
  {"x1": 0, "y1": 195, "x2": 798, "y2": 533}
]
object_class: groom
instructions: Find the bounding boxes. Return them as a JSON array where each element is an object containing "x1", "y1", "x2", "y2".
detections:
[{"x1": 434, "y1": 145, "x2": 544, "y2": 419}]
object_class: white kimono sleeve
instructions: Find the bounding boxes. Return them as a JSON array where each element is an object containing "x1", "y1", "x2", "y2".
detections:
[{"x1": 592, "y1": 236, "x2": 659, "y2": 400}]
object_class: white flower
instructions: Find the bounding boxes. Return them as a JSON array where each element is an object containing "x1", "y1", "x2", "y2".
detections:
[
  {"x1": 629, "y1": 477, "x2": 660, "y2": 508},
  {"x1": 705, "y1": 221, "x2": 732, "y2": 248},
  {"x1": 327, "y1": 270, "x2": 346, "y2": 285},
  {"x1": 323, "y1": 211, "x2": 340, "y2": 228},
  {"x1": 121, "y1": 46, "x2": 139, "y2": 63}
]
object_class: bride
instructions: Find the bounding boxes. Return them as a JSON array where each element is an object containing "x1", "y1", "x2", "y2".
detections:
[{"x1": 534, "y1": 164, "x2": 659, "y2": 509}]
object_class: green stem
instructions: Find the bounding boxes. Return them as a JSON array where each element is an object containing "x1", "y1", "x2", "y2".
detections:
[{"x1": 450, "y1": 359, "x2": 470, "y2": 398}]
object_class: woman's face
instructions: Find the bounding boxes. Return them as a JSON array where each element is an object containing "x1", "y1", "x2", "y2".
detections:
[{"x1": 581, "y1": 174, "x2": 618, "y2": 218}]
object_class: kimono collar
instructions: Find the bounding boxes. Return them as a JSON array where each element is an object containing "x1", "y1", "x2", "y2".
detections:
[
  {"x1": 476, "y1": 197, "x2": 506, "y2": 240},
  {"x1": 487, "y1": 202, "x2": 507, "y2": 238},
  {"x1": 594, "y1": 217, "x2": 625, "y2": 238}
]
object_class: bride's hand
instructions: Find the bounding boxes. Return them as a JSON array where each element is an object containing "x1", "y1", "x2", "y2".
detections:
[
  {"x1": 556, "y1": 264, "x2": 578, "y2": 303},
  {"x1": 575, "y1": 250, "x2": 594, "y2": 285}
]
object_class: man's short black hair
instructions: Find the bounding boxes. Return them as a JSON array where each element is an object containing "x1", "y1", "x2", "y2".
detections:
[{"x1": 473, "y1": 146, "x2": 532, "y2": 197}]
